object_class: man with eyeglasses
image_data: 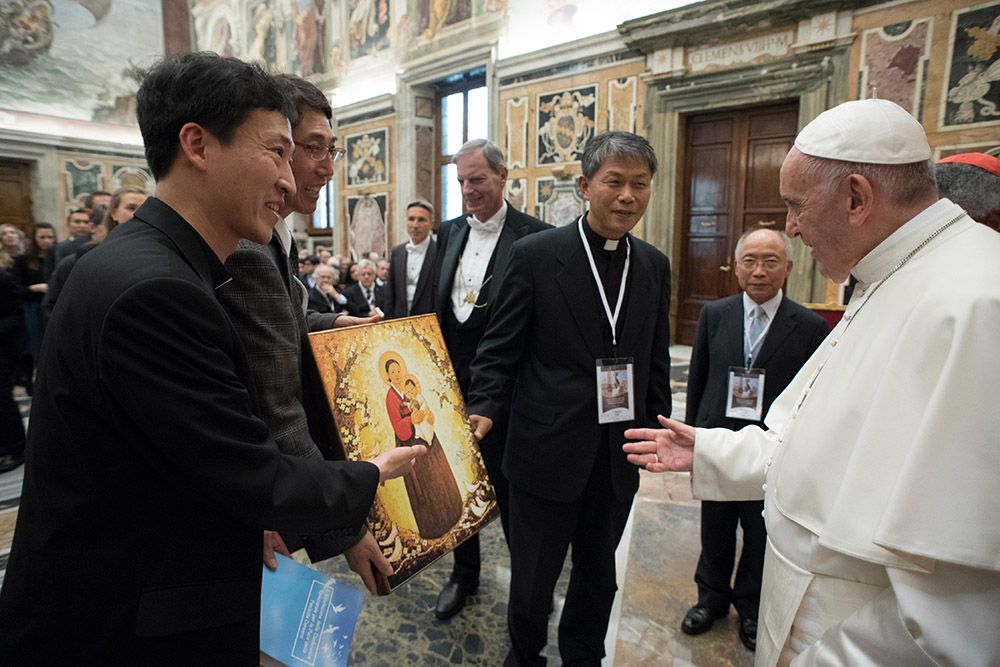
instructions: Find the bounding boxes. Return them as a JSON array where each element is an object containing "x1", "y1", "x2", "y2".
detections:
[
  {"x1": 679, "y1": 226, "x2": 827, "y2": 651},
  {"x1": 217, "y1": 74, "x2": 390, "y2": 593}
]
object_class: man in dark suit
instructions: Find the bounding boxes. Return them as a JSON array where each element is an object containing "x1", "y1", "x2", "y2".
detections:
[
  {"x1": 0, "y1": 53, "x2": 422, "y2": 665},
  {"x1": 51, "y1": 208, "x2": 92, "y2": 265},
  {"x1": 307, "y1": 263, "x2": 348, "y2": 314},
  {"x1": 432, "y1": 138, "x2": 551, "y2": 620},
  {"x1": 681, "y1": 227, "x2": 828, "y2": 651},
  {"x1": 217, "y1": 73, "x2": 389, "y2": 591},
  {"x1": 383, "y1": 198, "x2": 437, "y2": 319},
  {"x1": 467, "y1": 131, "x2": 672, "y2": 666},
  {"x1": 342, "y1": 258, "x2": 384, "y2": 316}
]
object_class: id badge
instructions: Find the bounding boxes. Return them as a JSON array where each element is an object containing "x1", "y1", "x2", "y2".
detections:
[
  {"x1": 596, "y1": 358, "x2": 635, "y2": 424},
  {"x1": 726, "y1": 367, "x2": 765, "y2": 420}
]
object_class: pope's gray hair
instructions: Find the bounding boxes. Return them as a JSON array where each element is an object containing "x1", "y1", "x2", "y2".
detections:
[{"x1": 798, "y1": 155, "x2": 937, "y2": 207}]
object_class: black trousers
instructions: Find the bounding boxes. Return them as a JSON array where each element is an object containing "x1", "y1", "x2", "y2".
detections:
[
  {"x1": 505, "y1": 440, "x2": 632, "y2": 667},
  {"x1": 694, "y1": 499, "x2": 766, "y2": 620}
]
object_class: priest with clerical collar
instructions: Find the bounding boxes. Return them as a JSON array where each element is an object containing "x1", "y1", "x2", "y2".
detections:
[
  {"x1": 431, "y1": 139, "x2": 550, "y2": 621},
  {"x1": 625, "y1": 99, "x2": 1000, "y2": 665}
]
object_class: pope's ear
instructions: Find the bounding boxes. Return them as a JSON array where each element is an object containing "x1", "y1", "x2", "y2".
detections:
[
  {"x1": 177, "y1": 122, "x2": 210, "y2": 172},
  {"x1": 845, "y1": 174, "x2": 874, "y2": 227}
]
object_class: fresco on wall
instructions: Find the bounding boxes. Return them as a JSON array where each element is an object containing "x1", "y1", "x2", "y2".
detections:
[
  {"x1": 940, "y1": 1, "x2": 1000, "y2": 130},
  {"x1": 349, "y1": 0, "x2": 390, "y2": 59},
  {"x1": 0, "y1": 0, "x2": 163, "y2": 123},
  {"x1": 536, "y1": 177, "x2": 585, "y2": 227},
  {"x1": 416, "y1": 0, "x2": 468, "y2": 39},
  {"x1": 536, "y1": 85, "x2": 596, "y2": 165},
  {"x1": 858, "y1": 19, "x2": 932, "y2": 120},
  {"x1": 347, "y1": 192, "x2": 389, "y2": 259},
  {"x1": 345, "y1": 127, "x2": 389, "y2": 187}
]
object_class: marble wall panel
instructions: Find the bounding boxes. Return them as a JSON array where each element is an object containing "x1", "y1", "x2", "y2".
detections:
[{"x1": 859, "y1": 18, "x2": 933, "y2": 119}]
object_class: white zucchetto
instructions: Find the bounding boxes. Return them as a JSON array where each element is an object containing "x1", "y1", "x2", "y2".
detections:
[{"x1": 794, "y1": 99, "x2": 931, "y2": 164}]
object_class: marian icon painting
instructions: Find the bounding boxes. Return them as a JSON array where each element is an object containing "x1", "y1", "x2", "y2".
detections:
[{"x1": 309, "y1": 315, "x2": 499, "y2": 593}]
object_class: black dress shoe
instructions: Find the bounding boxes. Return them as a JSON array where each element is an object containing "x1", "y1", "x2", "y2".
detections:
[
  {"x1": 434, "y1": 579, "x2": 477, "y2": 620},
  {"x1": 681, "y1": 605, "x2": 725, "y2": 636},
  {"x1": 738, "y1": 617, "x2": 757, "y2": 651},
  {"x1": 0, "y1": 453, "x2": 25, "y2": 474}
]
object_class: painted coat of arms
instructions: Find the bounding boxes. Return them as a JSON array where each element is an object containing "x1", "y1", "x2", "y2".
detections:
[
  {"x1": 308, "y1": 315, "x2": 499, "y2": 592},
  {"x1": 941, "y1": 1, "x2": 1000, "y2": 129},
  {"x1": 536, "y1": 85, "x2": 596, "y2": 164}
]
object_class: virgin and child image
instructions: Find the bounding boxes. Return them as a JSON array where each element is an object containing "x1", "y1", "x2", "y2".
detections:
[
  {"x1": 308, "y1": 315, "x2": 499, "y2": 590},
  {"x1": 381, "y1": 351, "x2": 463, "y2": 539}
]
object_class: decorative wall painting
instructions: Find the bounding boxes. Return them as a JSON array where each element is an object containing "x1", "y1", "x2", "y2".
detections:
[
  {"x1": 345, "y1": 127, "x2": 390, "y2": 187},
  {"x1": 308, "y1": 315, "x2": 500, "y2": 592},
  {"x1": 346, "y1": 193, "x2": 389, "y2": 260},
  {"x1": 536, "y1": 85, "x2": 597, "y2": 165},
  {"x1": 940, "y1": 1, "x2": 1000, "y2": 130}
]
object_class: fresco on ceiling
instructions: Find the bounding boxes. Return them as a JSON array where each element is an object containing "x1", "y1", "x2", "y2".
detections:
[{"x1": 0, "y1": 0, "x2": 163, "y2": 124}]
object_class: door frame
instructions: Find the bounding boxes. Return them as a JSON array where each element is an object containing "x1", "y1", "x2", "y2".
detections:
[{"x1": 641, "y1": 46, "x2": 852, "y2": 340}]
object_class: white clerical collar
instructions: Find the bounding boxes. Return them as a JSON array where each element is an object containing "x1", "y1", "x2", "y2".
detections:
[
  {"x1": 743, "y1": 289, "x2": 782, "y2": 321},
  {"x1": 852, "y1": 199, "x2": 963, "y2": 286},
  {"x1": 406, "y1": 235, "x2": 431, "y2": 253},
  {"x1": 274, "y1": 216, "x2": 292, "y2": 256},
  {"x1": 467, "y1": 201, "x2": 507, "y2": 234},
  {"x1": 603, "y1": 238, "x2": 619, "y2": 251}
]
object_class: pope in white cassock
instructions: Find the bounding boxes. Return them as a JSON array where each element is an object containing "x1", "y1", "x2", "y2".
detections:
[{"x1": 624, "y1": 98, "x2": 1000, "y2": 666}]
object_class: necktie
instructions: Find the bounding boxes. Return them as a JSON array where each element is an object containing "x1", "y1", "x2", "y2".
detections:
[
  {"x1": 746, "y1": 305, "x2": 766, "y2": 365},
  {"x1": 366, "y1": 288, "x2": 374, "y2": 307}
]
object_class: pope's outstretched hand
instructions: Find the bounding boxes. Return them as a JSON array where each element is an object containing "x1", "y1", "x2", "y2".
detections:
[{"x1": 623, "y1": 415, "x2": 695, "y2": 473}]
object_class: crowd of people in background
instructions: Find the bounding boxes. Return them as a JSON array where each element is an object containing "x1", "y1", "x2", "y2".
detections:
[
  {"x1": 0, "y1": 176, "x2": 411, "y2": 477},
  {"x1": 0, "y1": 187, "x2": 149, "y2": 473}
]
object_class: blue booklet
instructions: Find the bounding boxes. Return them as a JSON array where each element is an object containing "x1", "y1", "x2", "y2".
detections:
[{"x1": 260, "y1": 555, "x2": 363, "y2": 667}]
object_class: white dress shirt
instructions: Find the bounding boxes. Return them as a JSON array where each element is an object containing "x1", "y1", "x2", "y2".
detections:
[
  {"x1": 405, "y1": 235, "x2": 431, "y2": 312},
  {"x1": 450, "y1": 201, "x2": 507, "y2": 323}
]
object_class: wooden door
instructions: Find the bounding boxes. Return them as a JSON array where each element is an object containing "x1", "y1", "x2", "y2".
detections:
[
  {"x1": 676, "y1": 103, "x2": 798, "y2": 344},
  {"x1": 0, "y1": 159, "x2": 33, "y2": 233}
]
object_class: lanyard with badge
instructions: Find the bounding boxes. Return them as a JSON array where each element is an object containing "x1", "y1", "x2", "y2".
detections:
[
  {"x1": 577, "y1": 217, "x2": 635, "y2": 424},
  {"x1": 726, "y1": 307, "x2": 767, "y2": 421}
]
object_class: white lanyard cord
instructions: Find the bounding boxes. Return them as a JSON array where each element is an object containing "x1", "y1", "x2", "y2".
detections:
[{"x1": 578, "y1": 216, "x2": 631, "y2": 349}]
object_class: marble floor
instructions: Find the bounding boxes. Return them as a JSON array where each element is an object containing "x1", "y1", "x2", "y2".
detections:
[{"x1": 0, "y1": 346, "x2": 755, "y2": 666}]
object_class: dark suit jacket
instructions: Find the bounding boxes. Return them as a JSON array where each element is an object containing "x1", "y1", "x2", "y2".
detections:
[
  {"x1": 467, "y1": 217, "x2": 673, "y2": 503},
  {"x1": 383, "y1": 238, "x2": 437, "y2": 318},
  {"x1": 685, "y1": 293, "x2": 829, "y2": 430},
  {"x1": 342, "y1": 281, "x2": 383, "y2": 317},
  {"x1": 306, "y1": 282, "x2": 339, "y2": 314},
  {"x1": 0, "y1": 198, "x2": 379, "y2": 665}
]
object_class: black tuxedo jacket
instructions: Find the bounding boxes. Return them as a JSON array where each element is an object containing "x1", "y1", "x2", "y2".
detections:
[
  {"x1": 434, "y1": 204, "x2": 551, "y2": 333},
  {"x1": 0, "y1": 198, "x2": 379, "y2": 664},
  {"x1": 383, "y1": 238, "x2": 437, "y2": 318},
  {"x1": 467, "y1": 218, "x2": 673, "y2": 503},
  {"x1": 685, "y1": 293, "x2": 829, "y2": 430}
]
